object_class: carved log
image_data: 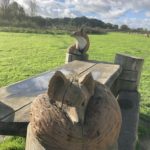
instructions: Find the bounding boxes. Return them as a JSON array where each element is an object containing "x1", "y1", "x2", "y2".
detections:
[
  {"x1": 26, "y1": 71, "x2": 122, "y2": 150},
  {"x1": 65, "y1": 29, "x2": 90, "y2": 63}
]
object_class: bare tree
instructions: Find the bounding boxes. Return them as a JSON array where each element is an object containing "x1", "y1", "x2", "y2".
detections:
[
  {"x1": 0, "y1": 0, "x2": 10, "y2": 17},
  {"x1": 28, "y1": 0, "x2": 37, "y2": 17}
]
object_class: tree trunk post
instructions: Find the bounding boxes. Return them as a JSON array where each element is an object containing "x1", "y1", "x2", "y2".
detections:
[{"x1": 114, "y1": 53, "x2": 144, "y2": 150}]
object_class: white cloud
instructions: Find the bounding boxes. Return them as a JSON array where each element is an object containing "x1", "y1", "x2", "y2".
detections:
[
  {"x1": 14, "y1": 0, "x2": 150, "y2": 29},
  {"x1": 145, "y1": 12, "x2": 150, "y2": 17}
]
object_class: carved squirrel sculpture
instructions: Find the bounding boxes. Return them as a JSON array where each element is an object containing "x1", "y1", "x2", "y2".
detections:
[{"x1": 67, "y1": 28, "x2": 90, "y2": 55}]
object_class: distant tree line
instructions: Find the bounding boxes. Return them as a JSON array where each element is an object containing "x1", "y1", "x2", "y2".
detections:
[
  {"x1": 0, "y1": 0, "x2": 149, "y2": 34},
  {"x1": 0, "y1": 0, "x2": 25, "y2": 19}
]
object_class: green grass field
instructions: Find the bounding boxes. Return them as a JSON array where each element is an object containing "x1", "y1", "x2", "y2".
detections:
[{"x1": 0, "y1": 32, "x2": 150, "y2": 149}]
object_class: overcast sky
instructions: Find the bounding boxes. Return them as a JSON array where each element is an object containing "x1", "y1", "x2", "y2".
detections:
[{"x1": 15, "y1": 0, "x2": 150, "y2": 29}]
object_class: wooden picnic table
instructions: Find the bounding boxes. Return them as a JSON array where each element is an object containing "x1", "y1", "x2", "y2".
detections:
[{"x1": 0, "y1": 60, "x2": 121, "y2": 136}]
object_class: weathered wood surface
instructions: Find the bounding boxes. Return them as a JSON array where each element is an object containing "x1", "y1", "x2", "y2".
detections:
[
  {"x1": 81, "y1": 63, "x2": 121, "y2": 87},
  {"x1": 0, "y1": 60, "x2": 121, "y2": 136},
  {"x1": 115, "y1": 53, "x2": 144, "y2": 91}
]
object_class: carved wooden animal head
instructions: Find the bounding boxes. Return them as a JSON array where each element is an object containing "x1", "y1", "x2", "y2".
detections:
[
  {"x1": 47, "y1": 71, "x2": 95, "y2": 108},
  {"x1": 28, "y1": 71, "x2": 122, "y2": 150}
]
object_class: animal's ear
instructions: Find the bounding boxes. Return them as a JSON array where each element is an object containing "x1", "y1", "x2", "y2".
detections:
[
  {"x1": 48, "y1": 71, "x2": 68, "y2": 102},
  {"x1": 79, "y1": 72, "x2": 95, "y2": 96}
]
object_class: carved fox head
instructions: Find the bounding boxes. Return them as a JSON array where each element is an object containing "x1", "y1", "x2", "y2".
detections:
[{"x1": 48, "y1": 71, "x2": 95, "y2": 107}]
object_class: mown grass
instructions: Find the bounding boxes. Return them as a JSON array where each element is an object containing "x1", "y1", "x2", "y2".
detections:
[
  {"x1": 0, "y1": 32, "x2": 150, "y2": 149},
  {"x1": 0, "y1": 137, "x2": 25, "y2": 150}
]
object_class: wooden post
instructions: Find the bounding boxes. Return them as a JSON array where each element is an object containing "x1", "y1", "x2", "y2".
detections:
[
  {"x1": 114, "y1": 53, "x2": 144, "y2": 150},
  {"x1": 65, "y1": 53, "x2": 89, "y2": 64},
  {"x1": 115, "y1": 53, "x2": 144, "y2": 91}
]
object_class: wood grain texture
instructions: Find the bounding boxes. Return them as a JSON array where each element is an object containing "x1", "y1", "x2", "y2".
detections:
[
  {"x1": 79, "y1": 63, "x2": 121, "y2": 87},
  {"x1": 26, "y1": 82, "x2": 121, "y2": 150},
  {"x1": 115, "y1": 53, "x2": 144, "y2": 71}
]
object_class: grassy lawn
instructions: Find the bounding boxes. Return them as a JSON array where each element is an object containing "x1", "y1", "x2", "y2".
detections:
[{"x1": 0, "y1": 32, "x2": 150, "y2": 149}]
